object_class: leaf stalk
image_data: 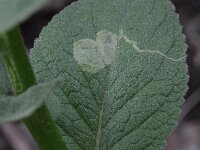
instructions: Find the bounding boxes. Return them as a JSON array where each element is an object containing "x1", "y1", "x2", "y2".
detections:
[{"x1": 0, "y1": 26, "x2": 68, "y2": 150}]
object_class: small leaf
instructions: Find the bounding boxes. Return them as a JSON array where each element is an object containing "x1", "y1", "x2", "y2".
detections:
[
  {"x1": 0, "y1": 79, "x2": 60, "y2": 123},
  {"x1": 0, "y1": 0, "x2": 47, "y2": 34},
  {"x1": 31, "y1": 0, "x2": 188, "y2": 149},
  {"x1": 0, "y1": 56, "x2": 12, "y2": 96}
]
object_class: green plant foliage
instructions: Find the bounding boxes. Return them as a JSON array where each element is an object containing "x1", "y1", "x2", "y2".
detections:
[
  {"x1": 0, "y1": 57, "x2": 12, "y2": 95},
  {"x1": 31, "y1": 0, "x2": 188, "y2": 149},
  {"x1": 0, "y1": 0, "x2": 46, "y2": 34},
  {"x1": 0, "y1": 79, "x2": 60, "y2": 123}
]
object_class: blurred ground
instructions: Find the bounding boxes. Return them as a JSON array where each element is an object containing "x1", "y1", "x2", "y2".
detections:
[{"x1": 1, "y1": 0, "x2": 200, "y2": 149}]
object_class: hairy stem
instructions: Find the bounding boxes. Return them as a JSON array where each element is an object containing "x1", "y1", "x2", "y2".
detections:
[{"x1": 0, "y1": 27, "x2": 67, "y2": 150}]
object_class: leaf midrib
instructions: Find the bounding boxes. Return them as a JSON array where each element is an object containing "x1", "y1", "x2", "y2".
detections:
[
  {"x1": 95, "y1": 68, "x2": 111, "y2": 150},
  {"x1": 93, "y1": 2, "x2": 135, "y2": 148}
]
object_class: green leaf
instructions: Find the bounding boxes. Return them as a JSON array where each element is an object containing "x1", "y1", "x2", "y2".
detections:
[
  {"x1": 0, "y1": 56, "x2": 12, "y2": 96},
  {"x1": 31, "y1": 0, "x2": 188, "y2": 149},
  {"x1": 0, "y1": 0, "x2": 47, "y2": 34},
  {"x1": 0, "y1": 79, "x2": 59, "y2": 123}
]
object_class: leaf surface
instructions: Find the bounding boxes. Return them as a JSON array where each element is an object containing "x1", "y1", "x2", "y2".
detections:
[
  {"x1": 31, "y1": 0, "x2": 188, "y2": 149},
  {"x1": 0, "y1": 80, "x2": 59, "y2": 123},
  {"x1": 0, "y1": 0, "x2": 46, "y2": 34},
  {"x1": 0, "y1": 57, "x2": 12, "y2": 95}
]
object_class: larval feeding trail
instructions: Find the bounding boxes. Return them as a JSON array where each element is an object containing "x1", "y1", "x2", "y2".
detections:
[{"x1": 119, "y1": 29, "x2": 185, "y2": 62}]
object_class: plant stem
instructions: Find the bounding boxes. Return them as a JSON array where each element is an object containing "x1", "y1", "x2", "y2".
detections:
[{"x1": 0, "y1": 26, "x2": 68, "y2": 150}]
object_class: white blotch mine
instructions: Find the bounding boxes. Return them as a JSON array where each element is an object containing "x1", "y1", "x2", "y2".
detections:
[
  {"x1": 73, "y1": 29, "x2": 185, "y2": 73},
  {"x1": 73, "y1": 30, "x2": 118, "y2": 73}
]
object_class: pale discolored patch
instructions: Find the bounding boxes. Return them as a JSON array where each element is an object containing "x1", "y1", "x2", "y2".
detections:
[
  {"x1": 73, "y1": 30, "x2": 119, "y2": 73},
  {"x1": 73, "y1": 30, "x2": 185, "y2": 73}
]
